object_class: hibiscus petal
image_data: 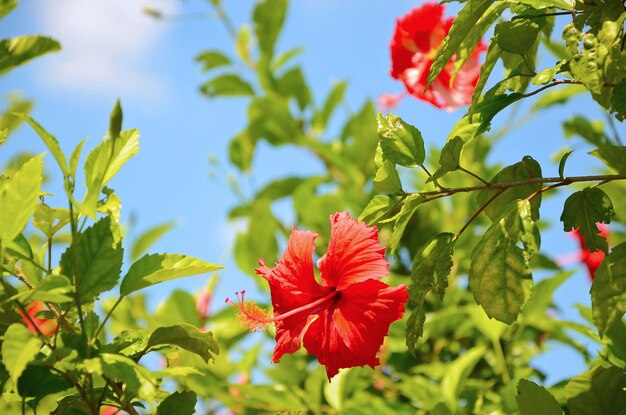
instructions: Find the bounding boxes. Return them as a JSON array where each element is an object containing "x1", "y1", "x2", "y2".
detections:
[
  {"x1": 256, "y1": 228, "x2": 329, "y2": 314},
  {"x1": 303, "y1": 279, "x2": 408, "y2": 380},
  {"x1": 317, "y1": 212, "x2": 389, "y2": 290},
  {"x1": 390, "y1": 2, "x2": 445, "y2": 78},
  {"x1": 272, "y1": 314, "x2": 319, "y2": 363}
]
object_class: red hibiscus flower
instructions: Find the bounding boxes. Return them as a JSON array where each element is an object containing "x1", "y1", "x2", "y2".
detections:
[
  {"x1": 19, "y1": 301, "x2": 58, "y2": 337},
  {"x1": 227, "y1": 212, "x2": 408, "y2": 380},
  {"x1": 388, "y1": 2, "x2": 486, "y2": 110},
  {"x1": 570, "y1": 224, "x2": 609, "y2": 280}
]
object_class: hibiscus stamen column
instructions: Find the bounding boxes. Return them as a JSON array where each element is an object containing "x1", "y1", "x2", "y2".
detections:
[{"x1": 225, "y1": 290, "x2": 339, "y2": 331}]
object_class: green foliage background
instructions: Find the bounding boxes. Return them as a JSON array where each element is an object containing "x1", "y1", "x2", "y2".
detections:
[{"x1": 0, "y1": 0, "x2": 625, "y2": 414}]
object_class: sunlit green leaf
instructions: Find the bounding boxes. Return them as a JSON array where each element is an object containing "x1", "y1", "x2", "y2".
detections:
[
  {"x1": 28, "y1": 274, "x2": 74, "y2": 303},
  {"x1": 373, "y1": 161, "x2": 402, "y2": 193},
  {"x1": 131, "y1": 220, "x2": 176, "y2": 261},
  {"x1": 60, "y1": 216, "x2": 123, "y2": 303},
  {"x1": 156, "y1": 391, "x2": 197, "y2": 415},
  {"x1": 0, "y1": 35, "x2": 60, "y2": 75},
  {"x1": 389, "y1": 194, "x2": 424, "y2": 254},
  {"x1": 33, "y1": 204, "x2": 70, "y2": 238},
  {"x1": 560, "y1": 187, "x2": 614, "y2": 253},
  {"x1": 276, "y1": 66, "x2": 310, "y2": 110},
  {"x1": 611, "y1": 79, "x2": 626, "y2": 121},
  {"x1": 590, "y1": 145, "x2": 626, "y2": 174},
  {"x1": 195, "y1": 50, "x2": 231, "y2": 72},
  {"x1": 516, "y1": 379, "x2": 562, "y2": 415},
  {"x1": 148, "y1": 323, "x2": 219, "y2": 363},
  {"x1": 200, "y1": 73, "x2": 254, "y2": 97},
  {"x1": 377, "y1": 113, "x2": 425, "y2": 167},
  {"x1": 0, "y1": 0, "x2": 17, "y2": 18},
  {"x1": 1, "y1": 324, "x2": 42, "y2": 384},
  {"x1": 428, "y1": 136, "x2": 465, "y2": 182},
  {"x1": 565, "y1": 365, "x2": 626, "y2": 415},
  {"x1": 511, "y1": 0, "x2": 574, "y2": 11},
  {"x1": 229, "y1": 129, "x2": 256, "y2": 171},
  {"x1": 558, "y1": 150, "x2": 573, "y2": 178},
  {"x1": 253, "y1": 0, "x2": 287, "y2": 60},
  {"x1": 83, "y1": 353, "x2": 157, "y2": 400},
  {"x1": 120, "y1": 253, "x2": 222, "y2": 296},
  {"x1": 496, "y1": 19, "x2": 541, "y2": 55},
  {"x1": 359, "y1": 195, "x2": 398, "y2": 225},
  {"x1": 407, "y1": 233, "x2": 455, "y2": 355},
  {"x1": 155, "y1": 290, "x2": 201, "y2": 327},
  {"x1": 313, "y1": 81, "x2": 347, "y2": 131},
  {"x1": 427, "y1": 0, "x2": 494, "y2": 87},
  {"x1": 591, "y1": 242, "x2": 626, "y2": 336},
  {"x1": 441, "y1": 346, "x2": 486, "y2": 409},
  {"x1": 82, "y1": 128, "x2": 139, "y2": 217},
  {"x1": 469, "y1": 200, "x2": 537, "y2": 324},
  {"x1": 476, "y1": 156, "x2": 543, "y2": 221},
  {"x1": 0, "y1": 154, "x2": 43, "y2": 242},
  {"x1": 563, "y1": 116, "x2": 609, "y2": 147}
]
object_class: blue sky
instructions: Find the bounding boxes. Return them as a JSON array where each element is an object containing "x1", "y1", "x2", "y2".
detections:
[{"x1": 1, "y1": 0, "x2": 619, "y2": 384}]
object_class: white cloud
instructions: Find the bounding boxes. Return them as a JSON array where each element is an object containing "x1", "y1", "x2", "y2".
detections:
[{"x1": 36, "y1": 0, "x2": 177, "y2": 99}]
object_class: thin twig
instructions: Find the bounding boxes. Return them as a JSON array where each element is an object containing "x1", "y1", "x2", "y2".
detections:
[
  {"x1": 459, "y1": 166, "x2": 490, "y2": 185},
  {"x1": 456, "y1": 188, "x2": 506, "y2": 238}
]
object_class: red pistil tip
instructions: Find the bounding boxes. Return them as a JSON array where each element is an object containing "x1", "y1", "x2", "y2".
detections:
[{"x1": 225, "y1": 290, "x2": 273, "y2": 332}]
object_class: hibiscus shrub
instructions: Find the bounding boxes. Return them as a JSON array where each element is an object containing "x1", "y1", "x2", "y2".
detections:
[{"x1": 2, "y1": 0, "x2": 626, "y2": 414}]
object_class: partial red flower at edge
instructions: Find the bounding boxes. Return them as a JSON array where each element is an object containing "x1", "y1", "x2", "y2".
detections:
[
  {"x1": 570, "y1": 223, "x2": 609, "y2": 280},
  {"x1": 388, "y1": 2, "x2": 486, "y2": 110},
  {"x1": 227, "y1": 212, "x2": 408, "y2": 380},
  {"x1": 18, "y1": 300, "x2": 58, "y2": 337}
]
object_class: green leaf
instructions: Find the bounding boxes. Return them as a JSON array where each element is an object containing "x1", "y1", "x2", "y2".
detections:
[
  {"x1": 0, "y1": 0, "x2": 17, "y2": 19},
  {"x1": 313, "y1": 81, "x2": 347, "y2": 131},
  {"x1": 17, "y1": 364, "x2": 72, "y2": 401},
  {"x1": 131, "y1": 220, "x2": 176, "y2": 261},
  {"x1": 563, "y1": 116, "x2": 609, "y2": 147},
  {"x1": 495, "y1": 19, "x2": 541, "y2": 55},
  {"x1": 359, "y1": 195, "x2": 398, "y2": 225},
  {"x1": 565, "y1": 365, "x2": 626, "y2": 415},
  {"x1": 69, "y1": 138, "x2": 85, "y2": 179},
  {"x1": 511, "y1": 0, "x2": 574, "y2": 11},
  {"x1": 229, "y1": 130, "x2": 256, "y2": 171},
  {"x1": 469, "y1": 200, "x2": 537, "y2": 324},
  {"x1": 558, "y1": 150, "x2": 573, "y2": 178},
  {"x1": 428, "y1": 136, "x2": 465, "y2": 182},
  {"x1": 120, "y1": 253, "x2": 222, "y2": 296},
  {"x1": 33, "y1": 204, "x2": 70, "y2": 238},
  {"x1": 454, "y1": 93, "x2": 523, "y2": 141},
  {"x1": 590, "y1": 145, "x2": 626, "y2": 174},
  {"x1": 560, "y1": 187, "x2": 614, "y2": 253},
  {"x1": 406, "y1": 233, "x2": 455, "y2": 355},
  {"x1": 373, "y1": 161, "x2": 402, "y2": 193},
  {"x1": 276, "y1": 66, "x2": 310, "y2": 110},
  {"x1": 28, "y1": 274, "x2": 74, "y2": 303},
  {"x1": 60, "y1": 217, "x2": 123, "y2": 303},
  {"x1": 156, "y1": 391, "x2": 197, "y2": 415},
  {"x1": 82, "y1": 128, "x2": 139, "y2": 217},
  {"x1": 0, "y1": 35, "x2": 60, "y2": 75},
  {"x1": 147, "y1": 323, "x2": 219, "y2": 363},
  {"x1": 1, "y1": 324, "x2": 42, "y2": 384},
  {"x1": 200, "y1": 73, "x2": 254, "y2": 97},
  {"x1": 451, "y1": 3, "x2": 507, "y2": 82},
  {"x1": 516, "y1": 379, "x2": 562, "y2": 415},
  {"x1": 0, "y1": 154, "x2": 44, "y2": 242},
  {"x1": 195, "y1": 50, "x2": 231, "y2": 72},
  {"x1": 591, "y1": 242, "x2": 626, "y2": 336},
  {"x1": 256, "y1": 177, "x2": 307, "y2": 200},
  {"x1": 83, "y1": 353, "x2": 157, "y2": 400},
  {"x1": 427, "y1": 0, "x2": 494, "y2": 87},
  {"x1": 272, "y1": 47, "x2": 304, "y2": 71},
  {"x1": 377, "y1": 113, "x2": 425, "y2": 167},
  {"x1": 253, "y1": 0, "x2": 287, "y2": 60},
  {"x1": 611, "y1": 79, "x2": 626, "y2": 121},
  {"x1": 532, "y1": 67, "x2": 558, "y2": 86},
  {"x1": 441, "y1": 345, "x2": 487, "y2": 409},
  {"x1": 109, "y1": 99, "x2": 122, "y2": 138},
  {"x1": 19, "y1": 114, "x2": 68, "y2": 175},
  {"x1": 155, "y1": 290, "x2": 201, "y2": 327},
  {"x1": 532, "y1": 84, "x2": 585, "y2": 110},
  {"x1": 389, "y1": 194, "x2": 425, "y2": 254},
  {"x1": 476, "y1": 156, "x2": 543, "y2": 221},
  {"x1": 469, "y1": 39, "x2": 502, "y2": 115},
  {"x1": 248, "y1": 95, "x2": 302, "y2": 145}
]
